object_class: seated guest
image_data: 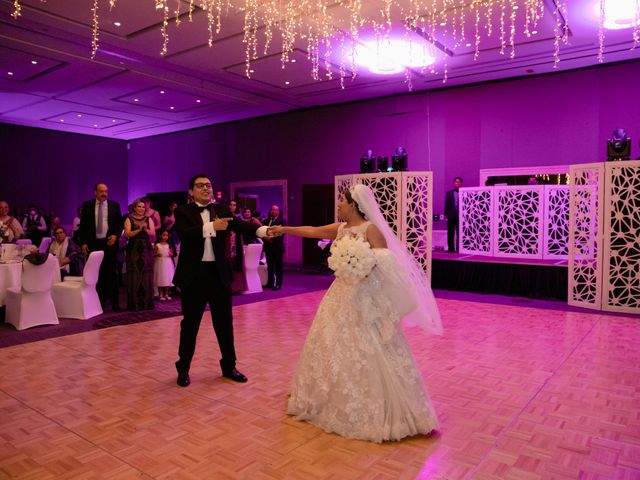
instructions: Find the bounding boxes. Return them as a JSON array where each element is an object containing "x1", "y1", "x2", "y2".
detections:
[
  {"x1": 49, "y1": 227, "x2": 85, "y2": 277},
  {"x1": 0, "y1": 200, "x2": 24, "y2": 242},
  {"x1": 22, "y1": 204, "x2": 47, "y2": 245}
]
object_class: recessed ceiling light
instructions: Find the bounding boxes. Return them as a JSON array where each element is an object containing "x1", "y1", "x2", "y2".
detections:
[
  {"x1": 113, "y1": 21, "x2": 121, "y2": 27},
  {"x1": 531, "y1": 30, "x2": 538, "y2": 34},
  {"x1": 196, "y1": 99, "x2": 201, "y2": 103},
  {"x1": 465, "y1": 43, "x2": 472, "y2": 47},
  {"x1": 439, "y1": 22, "x2": 446, "y2": 26},
  {"x1": 7, "y1": 71, "x2": 13, "y2": 76},
  {"x1": 93, "y1": 124, "x2": 98, "y2": 128},
  {"x1": 291, "y1": 59, "x2": 296, "y2": 63},
  {"x1": 285, "y1": 81, "x2": 290, "y2": 85},
  {"x1": 77, "y1": 114, "x2": 82, "y2": 117},
  {"x1": 60, "y1": 119, "x2": 64, "y2": 122},
  {"x1": 249, "y1": 69, "x2": 254, "y2": 73},
  {"x1": 112, "y1": 119, "x2": 116, "y2": 122},
  {"x1": 170, "y1": 106, "x2": 174, "y2": 110},
  {"x1": 160, "y1": 90, "x2": 165, "y2": 94},
  {"x1": 134, "y1": 98, "x2": 139, "y2": 102},
  {"x1": 31, "y1": 60, "x2": 38, "y2": 65}
]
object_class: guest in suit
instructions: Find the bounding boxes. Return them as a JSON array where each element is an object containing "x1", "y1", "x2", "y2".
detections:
[
  {"x1": 445, "y1": 177, "x2": 463, "y2": 253},
  {"x1": 173, "y1": 174, "x2": 268, "y2": 387},
  {"x1": 49, "y1": 226, "x2": 85, "y2": 278},
  {"x1": 79, "y1": 183, "x2": 124, "y2": 311},
  {"x1": 22, "y1": 204, "x2": 47, "y2": 246},
  {"x1": 262, "y1": 204, "x2": 286, "y2": 290}
]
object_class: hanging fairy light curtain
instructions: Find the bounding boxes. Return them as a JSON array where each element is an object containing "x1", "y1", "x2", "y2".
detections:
[{"x1": 9, "y1": 0, "x2": 640, "y2": 88}]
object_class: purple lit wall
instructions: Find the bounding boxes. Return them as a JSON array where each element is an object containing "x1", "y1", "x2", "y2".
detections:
[
  {"x1": 3, "y1": 60, "x2": 640, "y2": 262},
  {"x1": 0, "y1": 124, "x2": 128, "y2": 225},
  {"x1": 128, "y1": 60, "x2": 640, "y2": 262}
]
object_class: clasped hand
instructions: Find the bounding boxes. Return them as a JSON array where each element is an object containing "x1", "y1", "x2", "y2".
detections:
[{"x1": 267, "y1": 226, "x2": 283, "y2": 237}]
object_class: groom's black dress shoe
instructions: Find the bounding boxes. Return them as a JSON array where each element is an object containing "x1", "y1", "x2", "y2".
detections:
[
  {"x1": 262, "y1": 283, "x2": 274, "y2": 289},
  {"x1": 177, "y1": 371, "x2": 190, "y2": 387},
  {"x1": 222, "y1": 369, "x2": 248, "y2": 383},
  {"x1": 272, "y1": 285, "x2": 281, "y2": 290}
]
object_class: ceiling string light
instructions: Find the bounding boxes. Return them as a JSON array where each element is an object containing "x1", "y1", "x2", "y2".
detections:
[{"x1": 9, "y1": 0, "x2": 640, "y2": 87}]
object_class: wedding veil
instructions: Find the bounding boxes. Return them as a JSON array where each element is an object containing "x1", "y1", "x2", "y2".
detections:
[{"x1": 350, "y1": 184, "x2": 443, "y2": 335}]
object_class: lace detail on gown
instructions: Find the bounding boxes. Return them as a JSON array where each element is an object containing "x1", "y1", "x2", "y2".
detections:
[{"x1": 287, "y1": 222, "x2": 439, "y2": 442}]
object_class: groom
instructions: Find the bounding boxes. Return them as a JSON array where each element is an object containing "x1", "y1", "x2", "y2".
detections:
[{"x1": 173, "y1": 174, "x2": 268, "y2": 387}]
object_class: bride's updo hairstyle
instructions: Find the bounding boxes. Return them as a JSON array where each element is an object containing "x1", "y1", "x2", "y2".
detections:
[{"x1": 345, "y1": 188, "x2": 366, "y2": 218}]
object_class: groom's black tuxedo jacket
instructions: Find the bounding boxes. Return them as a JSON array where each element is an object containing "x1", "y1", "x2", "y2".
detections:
[{"x1": 173, "y1": 202, "x2": 260, "y2": 289}]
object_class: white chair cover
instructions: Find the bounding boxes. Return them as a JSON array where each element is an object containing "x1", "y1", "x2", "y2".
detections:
[
  {"x1": 241, "y1": 243, "x2": 263, "y2": 294},
  {"x1": 51, "y1": 251, "x2": 104, "y2": 319},
  {"x1": 38, "y1": 237, "x2": 52, "y2": 253},
  {"x1": 5, "y1": 254, "x2": 59, "y2": 330}
]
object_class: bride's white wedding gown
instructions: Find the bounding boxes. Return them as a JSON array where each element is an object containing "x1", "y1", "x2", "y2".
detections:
[{"x1": 287, "y1": 222, "x2": 439, "y2": 442}]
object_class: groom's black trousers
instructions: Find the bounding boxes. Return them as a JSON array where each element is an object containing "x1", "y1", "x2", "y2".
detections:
[{"x1": 176, "y1": 261, "x2": 236, "y2": 373}]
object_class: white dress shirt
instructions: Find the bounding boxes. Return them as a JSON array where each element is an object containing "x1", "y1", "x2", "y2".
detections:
[{"x1": 197, "y1": 202, "x2": 268, "y2": 262}]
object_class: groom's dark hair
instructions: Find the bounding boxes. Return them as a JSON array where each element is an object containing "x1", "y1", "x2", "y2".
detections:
[{"x1": 189, "y1": 173, "x2": 211, "y2": 190}]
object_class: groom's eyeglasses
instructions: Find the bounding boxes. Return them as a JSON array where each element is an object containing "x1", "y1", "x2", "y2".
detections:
[{"x1": 194, "y1": 182, "x2": 212, "y2": 189}]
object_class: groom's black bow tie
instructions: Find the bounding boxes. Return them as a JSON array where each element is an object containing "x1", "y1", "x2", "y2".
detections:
[{"x1": 197, "y1": 204, "x2": 212, "y2": 213}]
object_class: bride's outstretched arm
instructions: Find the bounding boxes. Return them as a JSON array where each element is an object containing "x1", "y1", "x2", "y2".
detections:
[{"x1": 269, "y1": 223, "x2": 340, "y2": 239}]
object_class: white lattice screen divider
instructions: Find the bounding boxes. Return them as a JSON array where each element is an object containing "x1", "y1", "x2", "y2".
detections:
[
  {"x1": 543, "y1": 185, "x2": 570, "y2": 260},
  {"x1": 459, "y1": 187, "x2": 494, "y2": 256},
  {"x1": 353, "y1": 172, "x2": 403, "y2": 236},
  {"x1": 602, "y1": 160, "x2": 640, "y2": 314},
  {"x1": 334, "y1": 175, "x2": 354, "y2": 222},
  {"x1": 335, "y1": 172, "x2": 434, "y2": 277},
  {"x1": 492, "y1": 185, "x2": 545, "y2": 259},
  {"x1": 400, "y1": 172, "x2": 433, "y2": 278},
  {"x1": 568, "y1": 163, "x2": 604, "y2": 310}
]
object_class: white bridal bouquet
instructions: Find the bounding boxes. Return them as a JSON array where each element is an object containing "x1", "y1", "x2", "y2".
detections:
[{"x1": 328, "y1": 235, "x2": 377, "y2": 284}]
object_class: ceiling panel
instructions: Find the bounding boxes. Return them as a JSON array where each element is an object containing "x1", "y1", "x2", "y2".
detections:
[{"x1": 1, "y1": 0, "x2": 639, "y2": 138}]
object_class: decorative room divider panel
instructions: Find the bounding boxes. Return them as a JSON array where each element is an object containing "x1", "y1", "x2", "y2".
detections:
[
  {"x1": 543, "y1": 185, "x2": 570, "y2": 260},
  {"x1": 459, "y1": 187, "x2": 494, "y2": 256},
  {"x1": 334, "y1": 172, "x2": 433, "y2": 278},
  {"x1": 602, "y1": 160, "x2": 640, "y2": 314},
  {"x1": 568, "y1": 163, "x2": 604, "y2": 310},
  {"x1": 459, "y1": 185, "x2": 570, "y2": 260}
]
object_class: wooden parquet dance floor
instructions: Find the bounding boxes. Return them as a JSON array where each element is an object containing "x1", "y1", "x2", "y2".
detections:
[{"x1": 1, "y1": 291, "x2": 639, "y2": 479}]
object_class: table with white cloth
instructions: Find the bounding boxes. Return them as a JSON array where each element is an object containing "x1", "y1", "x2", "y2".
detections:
[{"x1": 0, "y1": 257, "x2": 61, "y2": 306}]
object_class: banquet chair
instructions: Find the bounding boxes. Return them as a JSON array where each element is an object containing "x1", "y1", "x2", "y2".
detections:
[
  {"x1": 51, "y1": 251, "x2": 104, "y2": 319},
  {"x1": 241, "y1": 243, "x2": 263, "y2": 294},
  {"x1": 16, "y1": 239, "x2": 32, "y2": 245},
  {"x1": 5, "y1": 254, "x2": 59, "y2": 330},
  {"x1": 38, "y1": 236, "x2": 52, "y2": 253}
]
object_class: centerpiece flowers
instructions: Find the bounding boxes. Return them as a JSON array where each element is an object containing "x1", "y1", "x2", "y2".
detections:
[{"x1": 328, "y1": 234, "x2": 377, "y2": 285}]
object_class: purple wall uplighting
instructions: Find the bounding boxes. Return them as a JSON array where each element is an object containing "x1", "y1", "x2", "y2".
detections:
[
  {"x1": 3, "y1": 60, "x2": 640, "y2": 262},
  {"x1": 0, "y1": 124, "x2": 128, "y2": 226}
]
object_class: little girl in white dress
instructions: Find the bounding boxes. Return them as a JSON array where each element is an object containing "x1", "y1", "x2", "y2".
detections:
[{"x1": 154, "y1": 230, "x2": 175, "y2": 300}]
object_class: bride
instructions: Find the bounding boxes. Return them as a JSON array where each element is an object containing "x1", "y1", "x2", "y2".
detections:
[{"x1": 268, "y1": 184, "x2": 442, "y2": 443}]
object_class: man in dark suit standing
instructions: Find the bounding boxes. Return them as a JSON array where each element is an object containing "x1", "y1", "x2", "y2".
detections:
[
  {"x1": 79, "y1": 183, "x2": 123, "y2": 311},
  {"x1": 262, "y1": 204, "x2": 286, "y2": 290},
  {"x1": 444, "y1": 177, "x2": 463, "y2": 253},
  {"x1": 173, "y1": 174, "x2": 268, "y2": 387}
]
